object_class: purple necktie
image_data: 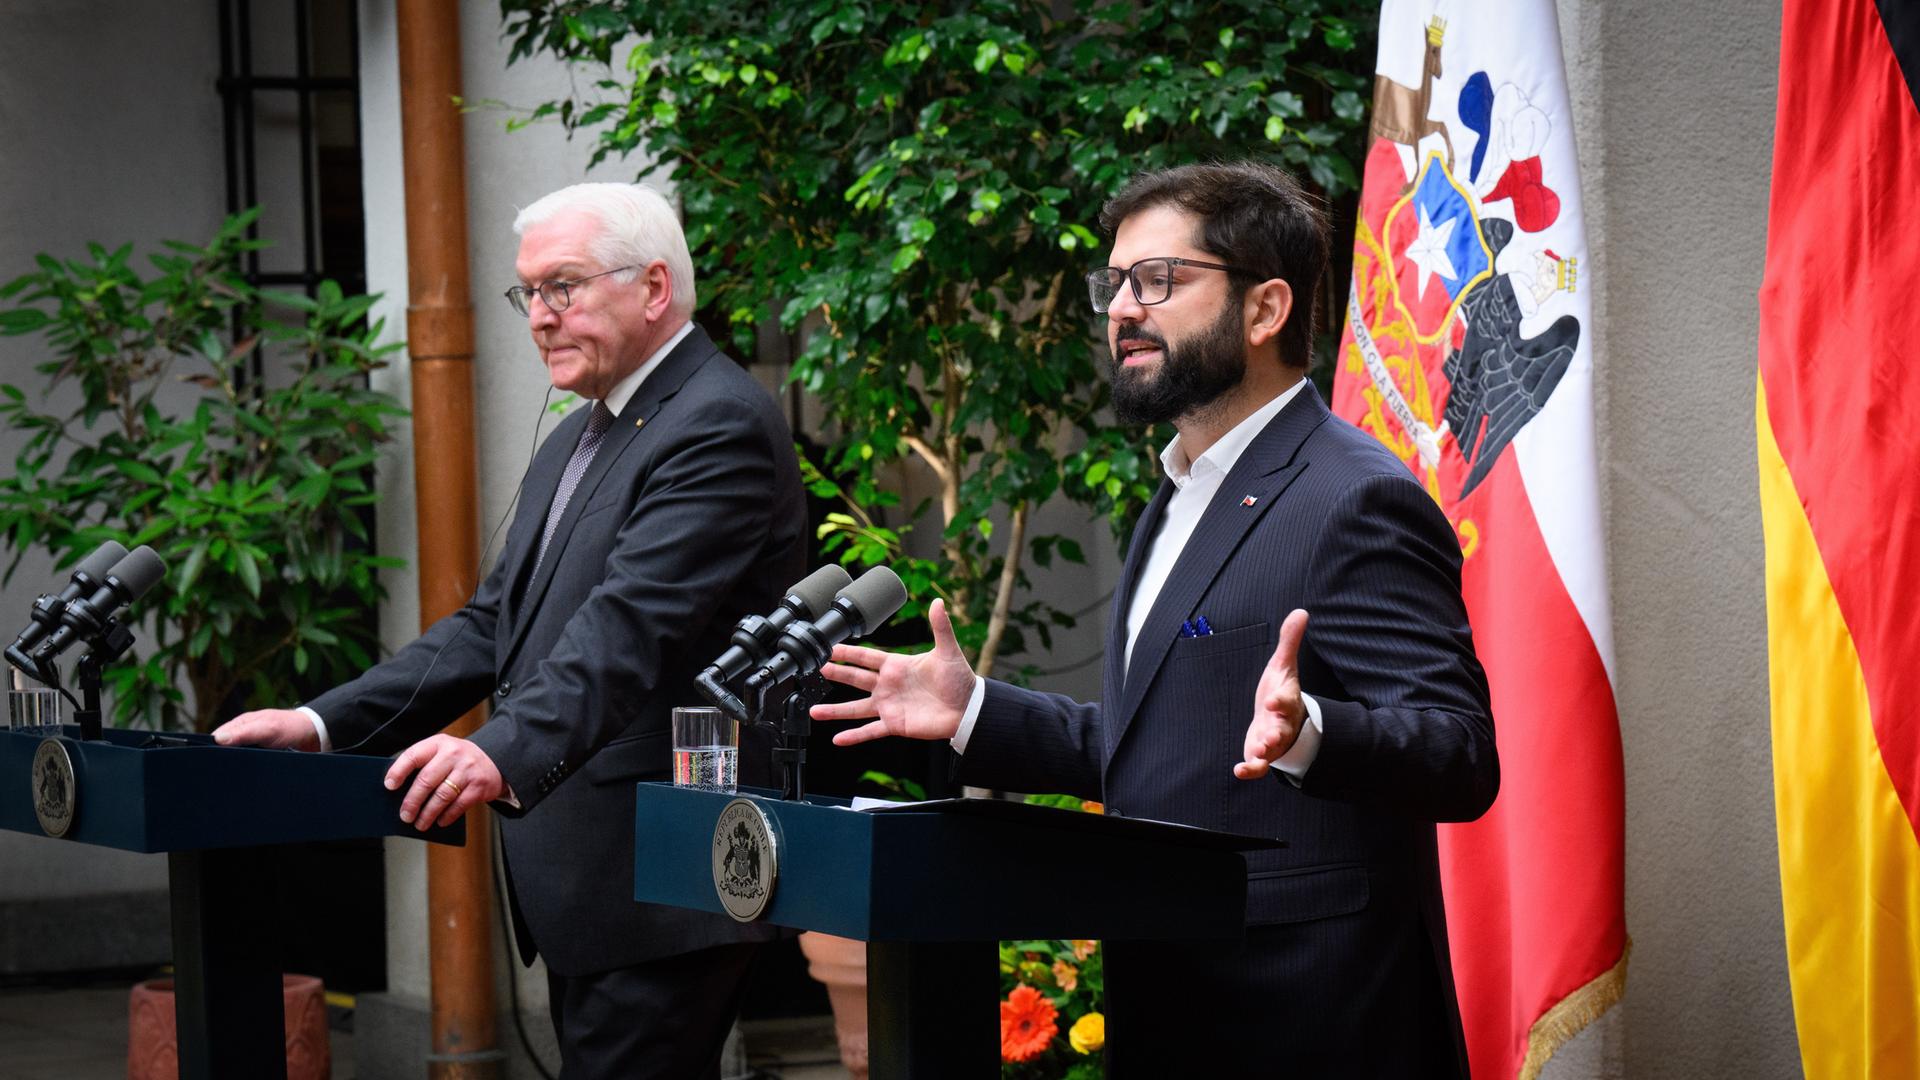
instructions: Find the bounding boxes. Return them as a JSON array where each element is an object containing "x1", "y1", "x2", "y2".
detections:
[{"x1": 535, "y1": 401, "x2": 615, "y2": 572}]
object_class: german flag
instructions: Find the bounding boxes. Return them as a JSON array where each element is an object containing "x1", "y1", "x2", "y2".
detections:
[{"x1": 1757, "y1": 2, "x2": 1920, "y2": 1075}]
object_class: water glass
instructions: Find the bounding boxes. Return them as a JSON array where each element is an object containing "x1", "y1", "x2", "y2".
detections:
[
  {"x1": 7, "y1": 688, "x2": 63, "y2": 733},
  {"x1": 671, "y1": 706, "x2": 738, "y2": 792}
]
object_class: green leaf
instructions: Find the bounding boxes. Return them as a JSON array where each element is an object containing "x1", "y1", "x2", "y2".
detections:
[
  {"x1": 114, "y1": 459, "x2": 165, "y2": 486},
  {"x1": 973, "y1": 41, "x2": 1001, "y2": 74},
  {"x1": 0, "y1": 308, "x2": 51, "y2": 335},
  {"x1": 235, "y1": 547, "x2": 262, "y2": 599}
]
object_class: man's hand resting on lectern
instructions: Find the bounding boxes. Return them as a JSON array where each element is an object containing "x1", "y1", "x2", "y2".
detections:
[
  {"x1": 215, "y1": 708, "x2": 322, "y2": 752},
  {"x1": 810, "y1": 598, "x2": 976, "y2": 746}
]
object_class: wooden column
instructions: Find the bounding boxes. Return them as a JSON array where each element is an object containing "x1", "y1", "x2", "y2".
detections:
[{"x1": 394, "y1": 2, "x2": 500, "y2": 1077}]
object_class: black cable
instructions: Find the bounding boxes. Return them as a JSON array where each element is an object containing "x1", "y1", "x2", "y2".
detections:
[
  {"x1": 493, "y1": 822, "x2": 560, "y2": 1080},
  {"x1": 328, "y1": 385, "x2": 556, "y2": 755}
]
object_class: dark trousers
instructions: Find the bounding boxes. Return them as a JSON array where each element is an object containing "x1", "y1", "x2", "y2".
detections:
[{"x1": 545, "y1": 942, "x2": 760, "y2": 1080}]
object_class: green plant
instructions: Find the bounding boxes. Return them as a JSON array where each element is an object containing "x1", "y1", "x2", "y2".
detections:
[
  {"x1": 0, "y1": 210, "x2": 408, "y2": 731},
  {"x1": 858, "y1": 768, "x2": 928, "y2": 802},
  {"x1": 497, "y1": 0, "x2": 1374, "y2": 679}
]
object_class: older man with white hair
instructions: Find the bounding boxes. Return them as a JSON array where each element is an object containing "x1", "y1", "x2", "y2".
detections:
[{"x1": 220, "y1": 182, "x2": 807, "y2": 1078}]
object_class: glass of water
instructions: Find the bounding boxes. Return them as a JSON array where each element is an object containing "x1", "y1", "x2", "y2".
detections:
[
  {"x1": 7, "y1": 688, "x2": 63, "y2": 733},
  {"x1": 671, "y1": 706, "x2": 737, "y2": 792}
]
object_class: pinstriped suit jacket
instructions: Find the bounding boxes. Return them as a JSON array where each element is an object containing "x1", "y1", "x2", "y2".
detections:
[{"x1": 960, "y1": 382, "x2": 1496, "y2": 1077}]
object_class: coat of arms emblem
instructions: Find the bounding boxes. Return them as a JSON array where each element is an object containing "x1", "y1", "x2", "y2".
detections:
[{"x1": 711, "y1": 798, "x2": 778, "y2": 921}]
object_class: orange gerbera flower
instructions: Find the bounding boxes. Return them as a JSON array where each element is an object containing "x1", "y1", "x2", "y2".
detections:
[
  {"x1": 999, "y1": 984, "x2": 1058, "y2": 1062},
  {"x1": 1081, "y1": 800, "x2": 1105, "y2": 814}
]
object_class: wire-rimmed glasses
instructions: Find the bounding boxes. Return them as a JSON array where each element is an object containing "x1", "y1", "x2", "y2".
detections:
[{"x1": 504, "y1": 266, "x2": 637, "y2": 317}]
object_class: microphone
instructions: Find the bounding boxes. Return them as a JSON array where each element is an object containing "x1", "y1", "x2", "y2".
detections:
[
  {"x1": 31, "y1": 545, "x2": 169, "y2": 664},
  {"x1": 696, "y1": 564, "x2": 852, "y2": 722},
  {"x1": 740, "y1": 566, "x2": 908, "y2": 702},
  {"x1": 5, "y1": 541, "x2": 128, "y2": 678}
]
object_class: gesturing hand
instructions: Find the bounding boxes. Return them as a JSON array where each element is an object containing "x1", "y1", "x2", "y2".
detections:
[
  {"x1": 810, "y1": 598, "x2": 978, "y2": 746},
  {"x1": 1235, "y1": 609, "x2": 1310, "y2": 781},
  {"x1": 385, "y1": 734, "x2": 507, "y2": 831}
]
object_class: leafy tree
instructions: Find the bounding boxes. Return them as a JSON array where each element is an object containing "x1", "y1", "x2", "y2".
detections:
[
  {"x1": 0, "y1": 210, "x2": 407, "y2": 730},
  {"x1": 499, "y1": 0, "x2": 1373, "y2": 676}
]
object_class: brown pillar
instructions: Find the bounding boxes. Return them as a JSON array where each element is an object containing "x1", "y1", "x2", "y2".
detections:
[{"x1": 393, "y1": 2, "x2": 500, "y2": 1077}]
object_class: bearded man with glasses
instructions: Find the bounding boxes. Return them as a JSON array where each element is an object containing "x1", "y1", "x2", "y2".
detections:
[
  {"x1": 219, "y1": 182, "x2": 806, "y2": 1078},
  {"x1": 814, "y1": 161, "x2": 1497, "y2": 1078}
]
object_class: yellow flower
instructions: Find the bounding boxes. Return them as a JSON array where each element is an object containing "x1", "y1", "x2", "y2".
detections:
[
  {"x1": 1069, "y1": 1011, "x2": 1105, "y2": 1054},
  {"x1": 1052, "y1": 959, "x2": 1078, "y2": 992}
]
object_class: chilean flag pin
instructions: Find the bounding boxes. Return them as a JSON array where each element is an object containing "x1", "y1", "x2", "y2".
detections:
[{"x1": 1241, "y1": 495, "x2": 1258, "y2": 507}]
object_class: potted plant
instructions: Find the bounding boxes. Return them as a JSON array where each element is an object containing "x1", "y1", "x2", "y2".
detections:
[{"x1": 0, "y1": 208, "x2": 407, "y2": 731}]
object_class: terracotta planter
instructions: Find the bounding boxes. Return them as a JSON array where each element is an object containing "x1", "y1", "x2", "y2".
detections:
[
  {"x1": 127, "y1": 973, "x2": 330, "y2": 1080},
  {"x1": 797, "y1": 931, "x2": 869, "y2": 1080}
]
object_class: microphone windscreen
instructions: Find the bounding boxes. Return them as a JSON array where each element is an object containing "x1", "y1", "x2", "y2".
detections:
[
  {"x1": 108, "y1": 546, "x2": 169, "y2": 599},
  {"x1": 838, "y1": 566, "x2": 908, "y2": 629},
  {"x1": 788, "y1": 564, "x2": 853, "y2": 619},
  {"x1": 74, "y1": 540, "x2": 130, "y2": 582}
]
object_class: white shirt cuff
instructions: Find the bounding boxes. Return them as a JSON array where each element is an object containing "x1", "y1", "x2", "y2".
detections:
[
  {"x1": 1272, "y1": 692, "x2": 1322, "y2": 783},
  {"x1": 949, "y1": 676, "x2": 988, "y2": 754},
  {"x1": 296, "y1": 705, "x2": 332, "y2": 753}
]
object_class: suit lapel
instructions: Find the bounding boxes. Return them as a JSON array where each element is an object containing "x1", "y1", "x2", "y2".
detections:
[
  {"x1": 1103, "y1": 480, "x2": 1174, "y2": 734},
  {"x1": 499, "y1": 327, "x2": 721, "y2": 671},
  {"x1": 1107, "y1": 383, "x2": 1333, "y2": 752}
]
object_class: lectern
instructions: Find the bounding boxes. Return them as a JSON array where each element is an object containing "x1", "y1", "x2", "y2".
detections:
[
  {"x1": 633, "y1": 782, "x2": 1276, "y2": 1078},
  {"x1": 0, "y1": 726, "x2": 462, "y2": 1080}
]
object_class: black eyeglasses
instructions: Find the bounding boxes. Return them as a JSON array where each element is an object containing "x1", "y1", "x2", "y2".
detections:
[
  {"x1": 504, "y1": 266, "x2": 637, "y2": 316},
  {"x1": 1086, "y1": 257, "x2": 1252, "y2": 314}
]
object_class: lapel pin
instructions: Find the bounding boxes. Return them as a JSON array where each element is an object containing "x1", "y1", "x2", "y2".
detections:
[
  {"x1": 634, "y1": 418, "x2": 645, "y2": 429},
  {"x1": 1241, "y1": 495, "x2": 1258, "y2": 507}
]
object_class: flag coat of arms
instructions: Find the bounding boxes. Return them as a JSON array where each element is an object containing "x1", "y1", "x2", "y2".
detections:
[
  {"x1": 1757, "y1": 1, "x2": 1920, "y2": 1075},
  {"x1": 1331, "y1": 2, "x2": 1628, "y2": 1076}
]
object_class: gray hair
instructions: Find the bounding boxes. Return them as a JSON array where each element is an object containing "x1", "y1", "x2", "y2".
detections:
[{"x1": 513, "y1": 183, "x2": 696, "y2": 319}]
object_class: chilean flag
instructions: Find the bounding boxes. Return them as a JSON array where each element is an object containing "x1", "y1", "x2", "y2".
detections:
[{"x1": 1331, "y1": 2, "x2": 1628, "y2": 1076}]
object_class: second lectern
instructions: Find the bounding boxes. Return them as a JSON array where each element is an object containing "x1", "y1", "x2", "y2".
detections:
[{"x1": 633, "y1": 783, "x2": 1276, "y2": 1077}]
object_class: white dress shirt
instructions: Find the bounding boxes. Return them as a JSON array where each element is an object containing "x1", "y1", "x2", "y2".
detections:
[{"x1": 953, "y1": 377, "x2": 1323, "y2": 780}]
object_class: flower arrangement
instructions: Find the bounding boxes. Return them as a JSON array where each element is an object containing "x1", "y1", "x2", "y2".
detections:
[{"x1": 1000, "y1": 794, "x2": 1106, "y2": 1078}]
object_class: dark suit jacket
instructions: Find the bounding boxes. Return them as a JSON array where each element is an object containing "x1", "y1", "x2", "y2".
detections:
[
  {"x1": 309, "y1": 326, "x2": 806, "y2": 976},
  {"x1": 959, "y1": 383, "x2": 1496, "y2": 1077}
]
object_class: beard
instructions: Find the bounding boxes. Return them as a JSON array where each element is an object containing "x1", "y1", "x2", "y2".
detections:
[{"x1": 1107, "y1": 298, "x2": 1247, "y2": 426}]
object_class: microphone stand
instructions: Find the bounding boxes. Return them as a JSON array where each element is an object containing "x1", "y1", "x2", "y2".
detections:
[
  {"x1": 752, "y1": 672, "x2": 828, "y2": 802},
  {"x1": 71, "y1": 620, "x2": 136, "y2": 742}
]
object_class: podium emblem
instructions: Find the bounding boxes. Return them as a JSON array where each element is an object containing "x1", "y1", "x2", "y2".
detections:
[
  {"x1": 712, "y1": 798, "x2": 778, "y2": 922},
  {"x1": 32, "y1": 737, "x2": 77, "y2": 838}
]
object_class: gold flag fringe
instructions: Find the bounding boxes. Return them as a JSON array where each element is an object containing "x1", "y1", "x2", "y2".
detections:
[{"x1": 1517, "y1": 938, "x2": 1631, "y2": 1080}]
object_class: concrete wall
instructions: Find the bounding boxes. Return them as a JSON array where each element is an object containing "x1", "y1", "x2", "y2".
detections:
[
  {"x1": 1438, "y1": 4, "x2": 1798, "y2": 1076},
  {"x1": 1556, "y1": 0, "x2": 1797, "y2": 1076}
]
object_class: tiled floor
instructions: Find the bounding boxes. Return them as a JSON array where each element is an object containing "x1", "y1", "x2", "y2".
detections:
[{"x1": 0, "y1": 980, "x2": 850, "y2": 1079}]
